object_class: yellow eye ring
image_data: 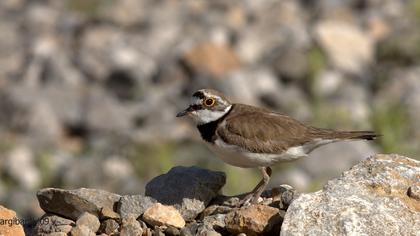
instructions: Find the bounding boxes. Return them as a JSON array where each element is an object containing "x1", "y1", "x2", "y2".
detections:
[{"x1": 204, "y1": 98, "x2": 215, "y2": 107}]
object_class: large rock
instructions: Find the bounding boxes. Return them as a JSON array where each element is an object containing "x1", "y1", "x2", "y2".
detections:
[
  {"x1": 0, "y1": 205, "x2": 25, "y2": 236},
  {"x1": 37, "y1": 188, "x2": 121, "y2": 221},
  {"x1": 145, "y1": 166, "x2": 226, "y2": 221},
  {"x1": 281, "y1": 154, "x2": 420, "y2": 235}
]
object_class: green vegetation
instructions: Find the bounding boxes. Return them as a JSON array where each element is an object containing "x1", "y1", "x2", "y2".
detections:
[{"x1": 371, "y1": 103, "x2": 415, "y2": 156}]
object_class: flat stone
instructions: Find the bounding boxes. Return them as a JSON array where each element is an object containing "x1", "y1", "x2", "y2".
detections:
[
  {"x1": 120, "y1": 215, "x2": 143, "y2": 236},
  {"x1": 281, "y1": 154, "x2": 420, "y2": 235},
  {"x1": 37, "y1": 188, "x2": 121, "y2": 221},
  {"x1": 33, "y1": 214, "x2": 74, "y2": 235},
  {"x1": 225, "y1": 205, "x2": 282, "y2": 236},
  {"x1": 0, "y1": 205, "x2": 25, "y2": 236},
  {"x1": 117, "y1": 194, "x2": 156, "y2": 220},
  {"x1": 145, "y1": 166, "x2": 226, "y2": 221},
  {"x1": 143, "y1": 203, "x2": 185, "y2": 229},
  {"x1": 98, "y1": 219, "x2": 119, "y2": 235},
  {"x1": 76, "y1": 212, "x2": 100, "y2": 233}
]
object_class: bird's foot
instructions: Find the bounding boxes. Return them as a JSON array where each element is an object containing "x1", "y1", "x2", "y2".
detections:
[{"x1": 236, "y1": 192, "x2": 261, "y2": 207}]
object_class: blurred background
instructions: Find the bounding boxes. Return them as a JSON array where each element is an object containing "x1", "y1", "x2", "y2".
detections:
[{"x1": 0, "y1": 0, "x2": 420, "y2": 219}]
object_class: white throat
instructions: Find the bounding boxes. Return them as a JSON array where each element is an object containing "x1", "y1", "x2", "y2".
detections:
[{"x1": 193, "y1": 105, "x2": 232, "y2": 124}]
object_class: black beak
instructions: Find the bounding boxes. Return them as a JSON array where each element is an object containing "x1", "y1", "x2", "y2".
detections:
[{"x1": 176, "y1": 106, "x2": 194, "y2": 117}]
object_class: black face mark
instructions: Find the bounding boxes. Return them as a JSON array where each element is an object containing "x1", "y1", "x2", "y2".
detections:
[{"x1": 192, "y1": 91, "x2": 205, "y2": 99}]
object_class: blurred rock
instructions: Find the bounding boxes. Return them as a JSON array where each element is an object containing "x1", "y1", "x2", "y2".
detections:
[
  {"x1": 4, "y1": 145, "x2": 40, "y2": 190},
  {"x1": 32, "y1": 214, "x2": 74, "y2": 235},
  {"x1": 225, "y1": 205, "x2": 282, "y2": 236},
  {"x1": 301, "y1": 141, "x2": 377, "y2": 179},
  {"x1": 0, "y1": 205, "x2": 25, "y2": 236},
  {"x1": 37, "y1": 188, "x2": 121, "y2": 221},
  {"x1": 143, "y1": 203, "x2": 185, "y2": 229},
  {"x1": 117, "y1": 195, "x2": 157, "y2": 220},
  {"x1": 281, "y1": 154, "x2": 420, "y2": 235},
  {"x1": 145, "y1": 166, "x2": 226, "y2": 221},
  {"x1": 182, "y1": 42, "x2": 241, "y2": 78},
  {"x1": 120, "y1": 215, "x2": 143, "y2": 236},
  {"x1": 315, "y1": 20, "x2": 374, "y2": 74}
]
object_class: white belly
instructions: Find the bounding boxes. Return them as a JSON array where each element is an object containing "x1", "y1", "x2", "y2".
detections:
[{"x1": 206, "y1": 139, "x2": 308, "y2": 168}]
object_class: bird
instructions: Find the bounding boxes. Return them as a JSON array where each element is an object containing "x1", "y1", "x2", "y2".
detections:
[{"x1": 176, "y1": 89, "x2": 378, "y2": 205}]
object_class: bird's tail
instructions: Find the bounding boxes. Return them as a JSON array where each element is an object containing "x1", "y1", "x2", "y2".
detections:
[{"x1": 309, "y1": 128, "x2": 379, "y2": 141}]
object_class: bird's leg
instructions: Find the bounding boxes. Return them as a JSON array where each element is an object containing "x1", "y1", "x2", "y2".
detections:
[{"x1": 238, "y1": 166, "x2": 272, "y2": 206}]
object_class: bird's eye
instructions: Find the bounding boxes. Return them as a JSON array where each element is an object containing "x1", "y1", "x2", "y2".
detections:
[{"x1": 204, "y1": 98, "x2": 215, "y2": 107}]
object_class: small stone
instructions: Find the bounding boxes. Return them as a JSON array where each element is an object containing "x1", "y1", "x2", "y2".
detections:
[
  {"x1": 45, "y1": 232, "x2": 68, "y2": 236},
  {"x1": 99, "y1": 219, "x2": 119, "y2": 235},
  {"x1": 407, "y1": 184, "x2": 420, "y2": 200},
  {"x1": 225, "y1": 205, "x2": 282, "y2": 236},
  {"x1": 100, "y1": 206, "x2": 120, "y2": 220},
  {"x1": 237, "y1": 233, "x2": 246, "y2": 236},
  {"x1": 143, "y1": 203, "x2": 186, "y2": 228},
  {"x1": 153, "y1": 226, "x2": 165, "y2": 236},
  {"x1": 37, "y1": 188, "x2": 121, "y2": 221},
  {"x1": 120, "y1": 215, "x2": 143, "y2": 236},
  {"x1": 76, "y1": 212, "x2": 100, "y2": 233},
  {"x1": 33, "y1": 214, "x2": 74, "y2": 235},
  {"x1": 164, "y1": 225, "x2": 180, "y2": 236},
  {"x1": 0, "y1": 205, "x2": 25, "y2": 236},
  {"x1": 70, "y1": 225, "x2": 95, "y2": 236},
  {"x1": 117, "y1": 195, "x2": 156, "y2": 220},
  {"x1": 145, "y1": 166, "x2": 226, "y2": 221}
]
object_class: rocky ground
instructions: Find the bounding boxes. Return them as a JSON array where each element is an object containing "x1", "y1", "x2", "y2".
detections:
[
  {"x1": 0, "y1": 154, "x2": 417, "y2": 236},
  {"x1": 1, "y1": 0, "x2": 420, "y2": 223}
]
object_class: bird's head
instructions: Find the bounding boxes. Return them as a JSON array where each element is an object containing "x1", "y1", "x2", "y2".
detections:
[{"x1": 176, "y1": 89, "x2": 232, "y2": 124}]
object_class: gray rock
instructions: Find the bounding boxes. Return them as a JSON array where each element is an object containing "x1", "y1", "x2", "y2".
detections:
[
  {"x1": 120, "y1": 215, "x2": 143, "y2": 236},
  {"x1": 281, "y1": 154, "x2": 420, "y2": 235},
  {"x1": 37, "y1": 188, "x2": 121, "y2": 221},
  {"x1": 117, "y1": 195, "x2": 157, "y2": 220},
  {"x1": 32, "y1": 214, "x2": 74, "y2": 235},
  {"x1": 75, "y1": 212, "x2": 100, "y2": 233},
  {"x1": 145, "y1": 166, "x2": 226, "y2": 221},
  {"x1": 98, "y1": 219, "x2": 119, "y2": 235}
]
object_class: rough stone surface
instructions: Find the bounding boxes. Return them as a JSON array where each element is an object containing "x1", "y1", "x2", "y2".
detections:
[
  {"x1": 75, "y1": 212, "x2": 100, "y2": 233},
  {"x1": 32, "y1": 214, "x2": 74, "y2": 235},
  {"x1": 0, "y1": 205, "x2": 25, "y2": 236},
  {"x1": 281, "y1": 154, "x2": 420, "y2": 235},
  {"x1": 143, "y1": 203, "x2": 186, "y2": 229},
  {"x1": 225, "y1": 204, "x2": 282, "y2": 236},
  {"x1": 145, "y1": 166, "x2": 226, "y2": 221},
  {"x1": 37, "y1": 188, "x2": 121, "y2": 220},
  {"x1": 120, "y1": 215, "x2": 143, "y2": 236},
  {"x1": 98, "y1": 219, "x2": 119, "y2": 235},
  {"x1": 117, "y1": 194, "x2": 156, "y2": 220}
]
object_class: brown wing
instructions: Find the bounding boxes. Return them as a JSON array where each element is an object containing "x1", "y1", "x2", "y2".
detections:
[{"x1": 217, "y1": 104, "x2": 314, "y2": 154}]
